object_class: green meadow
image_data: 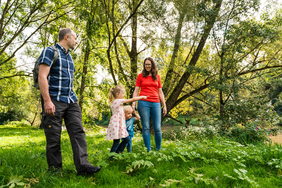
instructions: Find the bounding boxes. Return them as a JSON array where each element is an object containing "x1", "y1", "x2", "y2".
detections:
[{"x1": 1, "y1": 121, "x2": 282, "y2": 188}]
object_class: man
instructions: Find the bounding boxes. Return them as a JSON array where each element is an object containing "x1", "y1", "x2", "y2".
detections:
[{"x1": 38, "y1": 28, "x2": 100, "y2": 176}]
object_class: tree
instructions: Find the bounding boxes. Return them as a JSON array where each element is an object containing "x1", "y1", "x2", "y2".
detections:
[
  {"x1": 0, "y1": 0, "x2": 75, "y2": 80},
  {"x1": 149, "y1": 0, "x2": 282, "y2": 125},
  {"x1": 0, "y1": 53, "x2": 39, "y2": 125}
]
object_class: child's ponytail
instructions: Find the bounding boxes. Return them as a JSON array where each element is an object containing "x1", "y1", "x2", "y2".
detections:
[
  {"x1": 108, "y1": 85, "x2": 125, "y2": 104},
  {"x1": 108, "y1": 88, "x2": 114, "y2": 104}
]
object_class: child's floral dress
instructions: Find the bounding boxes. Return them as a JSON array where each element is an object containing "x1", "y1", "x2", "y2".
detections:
[{"x1": 106, "y1": 99, "x2": 129, "y2": 140}]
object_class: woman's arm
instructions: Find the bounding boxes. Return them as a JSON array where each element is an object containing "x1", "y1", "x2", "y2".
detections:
[
  {"x1": 158, "y1": 88, "x2": 167, "y2": 116},
  {"x1": 131, "y1": 86, "x2": 140, "y2": 109}
]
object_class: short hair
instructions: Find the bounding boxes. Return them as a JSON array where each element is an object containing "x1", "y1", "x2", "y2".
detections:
[
  {"x1": 58, "y1": 28, "x2": 73, "y2": 41},
  {"x1": 124, "y1": 105, "x2": 133, "y2": 113}
]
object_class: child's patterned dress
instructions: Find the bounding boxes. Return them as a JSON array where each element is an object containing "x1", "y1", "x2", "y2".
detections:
[{"x1": 106, "y1": 99, "x2": 129, "y2": 140}]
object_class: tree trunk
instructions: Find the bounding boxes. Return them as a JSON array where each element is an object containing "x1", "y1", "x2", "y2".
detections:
[
  {"x1": 129, "y1": 0, "x2": 138, "y2": 96},
  {"x1": 79, "y1": 44, "x2": 90, "y2": 109},
  {"x1": 162, "y1": 10, "x2": 185, "y2": 96},
  {"x1": 219, "y1": 55, "x2": 224, "y2": 119},
  {"x1": 165, "y1": 0, "x2": 223, "y2": 116}
]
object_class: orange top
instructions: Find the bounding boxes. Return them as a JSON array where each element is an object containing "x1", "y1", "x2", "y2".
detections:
[{"x1": 135, "y1": 73, "x2": 162, "y2": 103}]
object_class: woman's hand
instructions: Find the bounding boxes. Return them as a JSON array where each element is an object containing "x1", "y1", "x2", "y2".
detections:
[{"x1": 163, "y1": 106, "x2": 167, "y2": 116}]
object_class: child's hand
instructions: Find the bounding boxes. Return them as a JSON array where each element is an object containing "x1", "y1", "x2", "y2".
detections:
[{"x1": 143, "y1": 96, "x2": 148, "y2": 99}]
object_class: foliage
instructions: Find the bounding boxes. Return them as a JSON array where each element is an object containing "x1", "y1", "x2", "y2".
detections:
[
  {"x1": 214, "y1": 94, "x2": 282, "y2": 131},
  {"x1": 162, "y1": 124, "x2": 219, "y2": 141},
  {"x1": 0, "y1": 53, "x2": 40, "y2": 126},
  {"x1": 1, "y1": 121, "x2": 282, "y2": 187},
  {"x1": 94, "y1": 112, "x2": 111, "y2": 126},
  {"x1": 228, "y1": 119, "x2": 280, "y2": 145},
  {"x1": 0, "y1": 175, "x2": 25, "y2": 188},
  {"x1": 163, "y1": 116, "x2": 281, "y2": 145},
  {"x1": 0, "y1": 0, "x2": 76, "y2": 79},
  {"x1": 0, "y1": 0, "x2": 281, "y2": 133}
]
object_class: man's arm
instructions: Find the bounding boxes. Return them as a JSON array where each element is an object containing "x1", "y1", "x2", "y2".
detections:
[{"x1": 38, "y1": 64, "x2": 55, "y2": 116}]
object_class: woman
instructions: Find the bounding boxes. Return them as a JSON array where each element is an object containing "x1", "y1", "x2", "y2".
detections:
[{"x1": 132, "y1": 57, "x2": 167, "y2": 152}]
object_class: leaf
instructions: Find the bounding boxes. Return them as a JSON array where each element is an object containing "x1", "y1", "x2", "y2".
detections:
[
  {"x1": 195, "y1": 177, "x2": 199, "y2": 184},
  {"x1": 277, "y1": 169, "x2": 282, "y2": 177},
  {"x1": 223, "y1": 174, "x2": 237, "y2": 180},
  {"x1": 16, "y1": 182, "x2": 25, "y2": 186},
  {"x1": 149, "y1": 177, "x2": 154, "y2": 181},
  {"x1": 9, "y1": 175, "x2": 23, "y2": 184}
]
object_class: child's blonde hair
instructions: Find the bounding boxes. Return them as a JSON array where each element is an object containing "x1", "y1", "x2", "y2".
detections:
[
  {"x1": 123, "y1": 105, "x2": 133, "y2": 113},
  {"x1": 109, "y1": 85, "x2": 125, "y2": 103}
]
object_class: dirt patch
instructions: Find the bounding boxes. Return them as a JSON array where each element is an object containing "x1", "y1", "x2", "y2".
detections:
[
  {"x1": 270, "y1": 133, "x2": 282, "y2": 145},
  {"x1": 161, "y1": 125, "x2": 182, "y2": 132}
]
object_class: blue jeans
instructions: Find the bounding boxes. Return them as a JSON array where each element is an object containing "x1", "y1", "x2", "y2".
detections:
[
  {"x1": 137, "y1": 100, "x2": 162, "y2": 152},
  {"x1": 110, "y1": 136, "x2": 130, "y2": 153}
]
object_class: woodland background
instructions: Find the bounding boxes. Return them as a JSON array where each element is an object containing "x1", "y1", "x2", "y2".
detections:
[{"x1": 1, "y1": 0, "x2": 282, "y2": 131}]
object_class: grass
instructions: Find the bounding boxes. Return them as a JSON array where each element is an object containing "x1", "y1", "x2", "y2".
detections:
[{"x1": 0, "y1": 121, "x2": 282, "y2": 187}]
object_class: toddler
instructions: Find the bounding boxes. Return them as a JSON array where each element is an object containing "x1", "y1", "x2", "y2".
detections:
[{"x1": 123, "y1": 105, "x2": 140, "y2": 152}]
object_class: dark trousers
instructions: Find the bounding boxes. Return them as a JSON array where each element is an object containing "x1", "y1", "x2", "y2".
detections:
[
  {"x1": 42, "y1": 99, "x2": 91, "y2": 173},
  {"x1": 122, "y1": 136, "x2": 132, "y2": 152},
  {"x1": 110, "y1": 136, "x2": 130, "y2": 153}
]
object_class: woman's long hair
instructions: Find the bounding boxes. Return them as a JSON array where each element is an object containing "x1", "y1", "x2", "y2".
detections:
[{"x1": 142, "y1": 57, "x2": 158, "y2": 81}]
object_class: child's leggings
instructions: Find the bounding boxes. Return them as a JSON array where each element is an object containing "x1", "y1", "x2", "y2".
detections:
[
  {"x1": 122, "y1": 136, "x2": 132, "y2": 152},
  {"x1": 110, "y1": 136, "x2": 130, "y2": 153}
]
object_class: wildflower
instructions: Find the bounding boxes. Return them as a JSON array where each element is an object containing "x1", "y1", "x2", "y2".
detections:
[
  {"x1": 256, "y1": 127, "x2": 258, "y2": 130},
  {"x1": 259, "y1": 118, "x2": 262, "y2": 120}
]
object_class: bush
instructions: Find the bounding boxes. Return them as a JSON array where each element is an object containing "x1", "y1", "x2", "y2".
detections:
[
  {"x1": 162, "y1": 125, "x2": 219, "y2": 141},
  {"x1": 2, "y1": 119, "x2": 31, "y2": 128},
  {"x1": 215, "y1": 95, "x2": 281, "y2": 131},
  {"x1": 228, "y1": 119, "x2": 280, "y2": 145},
  {"x1": 95, "y1": 112, "x2": 111, "y2": 125},
  {"x1": 0, "y1": 110, "x2": 23, "y2": 125}
]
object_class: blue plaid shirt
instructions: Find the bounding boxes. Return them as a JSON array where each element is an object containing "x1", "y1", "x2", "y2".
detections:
[{"x1": 39, "y1": 43, "x2": 77, "y2": 104}]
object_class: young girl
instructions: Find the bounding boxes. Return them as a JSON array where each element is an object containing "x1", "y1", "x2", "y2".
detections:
[{"x1": 106, "y1": 85, "x2": 147, "y2": 154}]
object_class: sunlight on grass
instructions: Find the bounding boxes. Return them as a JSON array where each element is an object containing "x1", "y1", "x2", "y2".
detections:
[{"x1": 0, "y1": 135, "x2": 46, "y2": 147}]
